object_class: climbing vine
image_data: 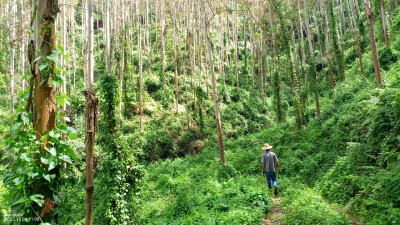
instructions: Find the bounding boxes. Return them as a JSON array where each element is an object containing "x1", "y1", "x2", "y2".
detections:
[{"x1": 96, "y1": 73, "x2": 145, "y2": 224}]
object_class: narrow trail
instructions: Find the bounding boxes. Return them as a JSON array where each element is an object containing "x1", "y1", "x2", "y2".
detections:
[{"x1": 263, "y1": 196, "x2": 282, "y2": 224}]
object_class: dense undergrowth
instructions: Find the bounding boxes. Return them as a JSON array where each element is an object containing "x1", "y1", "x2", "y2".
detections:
[
  {"x1": 137, "y1": 19, "x2": 400, "y2": 223},
  {"x1": 138, "y1": 63, "x2": 400, "y2": 223}
]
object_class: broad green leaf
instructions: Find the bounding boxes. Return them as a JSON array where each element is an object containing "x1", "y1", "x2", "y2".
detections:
[
  {"x1": 48, "y1": 147, "x2": 56, "y2": 156},
  {"x1": 20, "y1": 153, "x2": 31, "y2": 162},
  {"x1": 43, "y1": 174, "x2": 51, "y2": 182},
  {"x1": 28, "y1": 172, "x2": 39, "y2": 178},
  {"x1": 59, "y1": 154, "x2": 72, "y2": 164},
  {"x1": 39, "y1": 61, "x2": 49, "y2": 71},
  {"x1": 48, "y1": 161, "x2": 55, "y2": 171},
  {"x1": 69, "y1": 133, "x2": 78, "y2": 139},
  {"x1": 33, "y1": 56, "x2": 42, "y2": 62},
  {"x1": 66, "y1": 148, "x2": 77, "y2": 160},
  {"x1": 10, "y1": 123, "x2": 21, "y2": 133},
  {"x1": 11, "y1": 197, "x2": 29, "y2": 206},
  {"x1": 13, "y1": 177, "x2": 22, "y2": 185},
  {"x1": 41, "y1": 157, "x2": 49, "y2": 165},
  {"x1": 30, "y1": 194, "x2": 45, "y2": 206}
]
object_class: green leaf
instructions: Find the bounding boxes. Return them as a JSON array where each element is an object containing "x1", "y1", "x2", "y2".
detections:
[
  {"x1": 20, "y1": 153, "x2": 31, "y2": 162},
  {"x1": 59, "y1": 154, "x2": 72, "y2": 164},
  {"x1": 66, "y1": 148, "x2": 77, "y2": 160},
  {"x1": 48, "y1": 161, "x2": 55, "y2": 171},
  {"x1": 48, "y1": 147, "x2": 56, "y2": 156},
  {"x1": 68, "y1": 133, "x2": 78, "y2": 139},
  {"x1": 41, "y1": 157, "x2": 49, "y2": 165},
  {"x1": 30, "y1": 194, "x2": 45, "y2": 206},
  {"x1": 39, "y1": 61, "x2": 49, "y2": 71},
  {"x1": 43, "y1": 174, "x2": 51, "y2": 182},
  {"x1": 11, "y1": 197, "x2": 29, "y2": 206},
  {"x1": 28, "y1": 172, "x2": 39, "y2": 178},
  {"x1": 34, "y1": 56, "x2": 42, "y2": 63},
  {"x1": 10, "y1": 123, "x2": 22, "y2": 133},
  {"x1": 13, "y1": 177, "x2": 22, "y2": 185}
]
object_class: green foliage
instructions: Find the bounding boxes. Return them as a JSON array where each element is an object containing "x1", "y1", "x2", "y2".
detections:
[
  {"x1": 378, "y1": 46, "x2": 398, "y2": 70},
  {"x1": 282, "y1": 187, "x2": 349, "y2": 225},
  {"x1": 97, "y1": 73, "x2": 145, "y2": 224},
  {"x1": 140, "y1": 147, "x2": 272, "y2": 224},
  {"x1": 2, "y1": 88, "x2": 78, "y2": 224},
  {"x1": 272, "y1": 71, "x2": 284, "y2": 123}
]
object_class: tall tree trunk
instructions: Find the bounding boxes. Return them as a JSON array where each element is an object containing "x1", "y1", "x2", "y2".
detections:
[
  {"x1": 304, "y1": 0, "x2": 321, "y2": 117},
  {"x1": 146, "y1": 0, "x2": 151, "y2": 74},
  {"x1": 29, "y1": 0, "x2": 59, "y2": 217},
  {"x1": 10, "y1": 0, "x2": 16, "y2": 114},
  {"x1": 137, "y1": 0, "x2": 143, "y2": 131},
  {"x1": 173, "y1": 7, "x2": 179, "y2": 113},
  {"x1": 104, "y1": 0, "x2": 111, "y2": 73},
  {"x1": 19, "y1": 0, "x2": 26, "y2": 91},
  {"x1": 297, "y1": 0, "x2": 307, "y2": 83},
  {"x1": 234, "y1": 1, "x2": 239, "y2": 94},
  {"x1": 364, "y1": 0, "x2": 382, "y2": 85},
  {"x1": 349, "y1": 0, "x2": 364, "y2": 74},
  {"x1": 201, "y1": 0, "x2": 225, "y2": 164},
  {"x1": 119, "y1": 0, "x2": 125, "y2": 128},
  {"x1": 85, "y1": 0, "x2": 97, "y2": 223},
  {"x1": 321, "y1": 1, "x2": 336, "y2": 88},
  {"x1": 292, "y1": 30, "x2": 303, "y2": 128},
  {"x1": 219, "y1": 14, "x2": 225, "y2": 85},
  {"x1": 380, "y1": 0, "x2": 390, "y2": 46},
  {"x1": 161, "y1": 0, "x2": 166, "y2": 85},
  {"x1": 72, "y1": 7, "x2": 76, "y2": 89}
]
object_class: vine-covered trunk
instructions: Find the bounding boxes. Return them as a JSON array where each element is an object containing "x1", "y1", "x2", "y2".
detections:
[{"x1": 29, "y1": 0, "x2": 59, "y2": 218}]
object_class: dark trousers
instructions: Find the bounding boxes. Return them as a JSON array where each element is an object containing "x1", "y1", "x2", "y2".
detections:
[{"x1": 265, "y1": 172, "x2": 277, "y2": 189}]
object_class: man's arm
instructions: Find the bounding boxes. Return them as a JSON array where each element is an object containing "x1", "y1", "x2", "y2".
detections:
[
  {"x1": 276, "y1": 161, "x2": 281, "y2": 172},
  {"x1": 262, "y1": 162, "x2": 265, "y2": 174}
]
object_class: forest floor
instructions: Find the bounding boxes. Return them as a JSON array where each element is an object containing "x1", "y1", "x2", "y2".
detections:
[{"x1": 263, "y1": 196, "x2": 282, "y2": 224}]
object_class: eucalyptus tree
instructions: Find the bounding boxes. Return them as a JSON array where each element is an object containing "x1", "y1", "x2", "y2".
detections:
[
  {"x1": 137, "y1": 0, "x2": 143, "y2": 131},
  {"x1": 233, "y1": 1, "x2": 239, "y2": 94},
  {"x1": 348, "y1": 0, "x2": 364, "y2": 75},
  {"x1": 364, "y1": 0, "x2": 382, "y2": 85},
  {"x1": 161, "y1": 0, "x2": 166, "y2": 85},
  {"x1": 201, "y1": 0, "x2": 226, "y2": 164},
  {"x1": 10, "y1": 0, "x2": 16, "y2": 114},
  {"x1": 321, "y1": 0, "x2": 336, "y2": 88},
  {"x1": 85, "y1": 0, "x2": 97, "y2": 224},
  {"x1": 28, "y1": 0, "x2": 59, "y2": 218},
  {"x1": 304, "y1": 0, "x2": 321, "y2": 117},
  {"x1": 380, "y1": 0, "x2": 390, "y2": 46}
]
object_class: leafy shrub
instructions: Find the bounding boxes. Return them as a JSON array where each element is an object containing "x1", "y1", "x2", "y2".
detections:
[
  {"x1": 282, "y1": 187, "x2": 350, "y2": 225},
  {"x1": 217, "y1": 164, "x2": 237, "y2": 181},
  {"x1": 378, "y1": 47, "x2": 398, "y2": 70},
  {"x1": 145, "y1": 76, "x2": 162, "y2": 94}
]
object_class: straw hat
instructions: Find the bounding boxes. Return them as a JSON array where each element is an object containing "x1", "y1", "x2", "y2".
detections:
[{"x1": 261, "y1": 144, "x2": 273, "y2": 150}]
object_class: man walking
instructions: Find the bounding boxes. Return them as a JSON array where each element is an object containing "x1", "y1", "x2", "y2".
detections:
[{"x1": 260, "y1": 144, "x2": 281, "y2": 196}]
